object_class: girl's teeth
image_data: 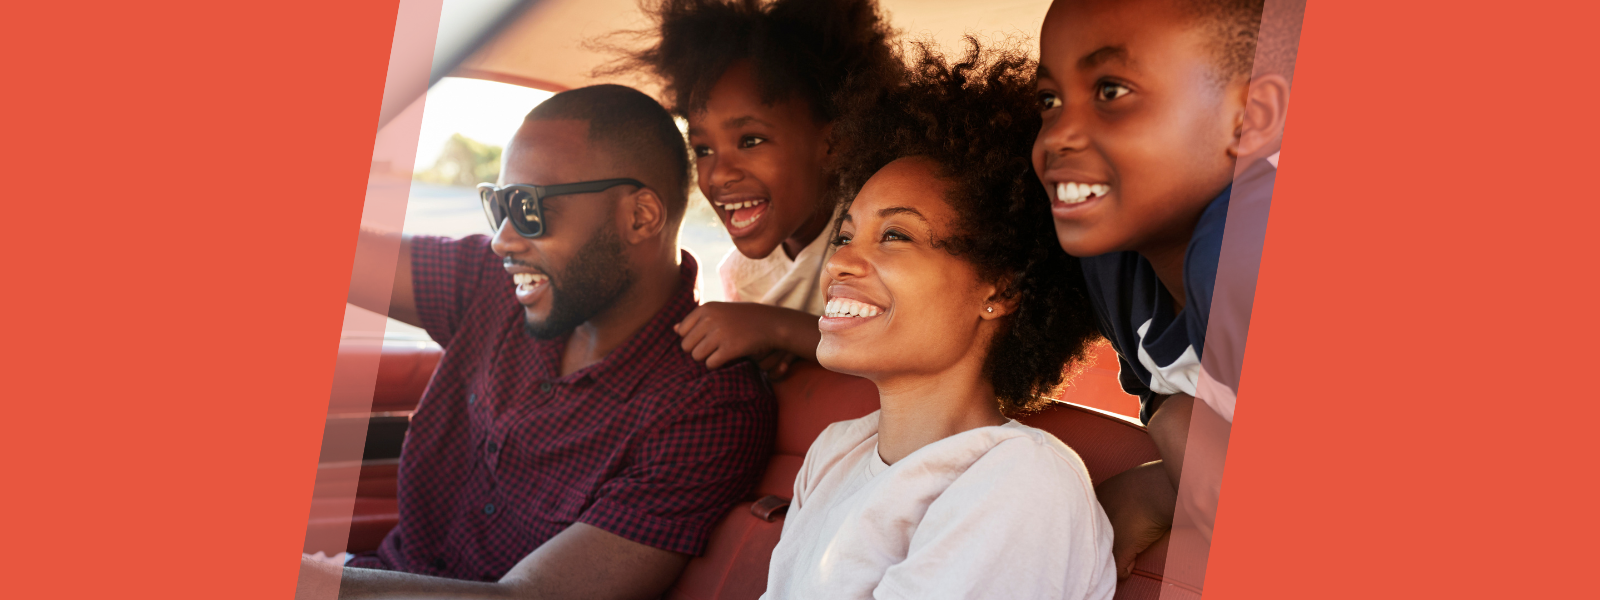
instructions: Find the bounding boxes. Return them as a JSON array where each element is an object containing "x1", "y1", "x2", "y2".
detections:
[{"x1": 719, "y1": 199, "x2": 767, "y2": 210}]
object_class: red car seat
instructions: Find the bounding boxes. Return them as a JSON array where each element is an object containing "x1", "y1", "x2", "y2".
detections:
[{"x1": 320, "y1": 343, "x2": 1168, "y2": 599}]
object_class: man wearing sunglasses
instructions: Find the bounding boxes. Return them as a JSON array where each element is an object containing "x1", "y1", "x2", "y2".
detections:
[{"x1": 319, "y1": 85, "x2": 776, "y2": 600}]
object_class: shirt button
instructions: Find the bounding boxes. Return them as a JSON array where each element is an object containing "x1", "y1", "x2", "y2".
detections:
[
  {"x1": 540, "y1": 382, "x2": 553, "y2": 393},
  {"x1": 467, "y1": 393, "x2": 476, "y2": 404},
  {"x1": 486, "y1": 441, "x2": 498, "y2": 454},
  {"x1": 483, "y1": 503, "x2": 496, "y2": 515}
]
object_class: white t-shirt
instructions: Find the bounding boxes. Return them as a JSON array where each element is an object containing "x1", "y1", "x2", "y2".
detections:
[
  {"x1": 762, "y1": 411, "x2": 1116, "y2": 600},
  {"x1": 717, "y1": 226, "x2": 834, "y2": 316}
]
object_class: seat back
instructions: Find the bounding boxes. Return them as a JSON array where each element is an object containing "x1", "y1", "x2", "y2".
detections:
[{"x1": 666, "y1": 361, "x2": 878, "y2": 600}]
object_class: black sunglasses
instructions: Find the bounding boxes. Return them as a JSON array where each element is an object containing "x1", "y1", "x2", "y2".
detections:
[{"x1": 477, "y1": 178, "x2": 645, "y2": 238}]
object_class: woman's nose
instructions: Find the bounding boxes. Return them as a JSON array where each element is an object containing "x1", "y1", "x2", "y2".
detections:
[{"x1": 824, "y1": 239, "x2": 867, "y2": 281}]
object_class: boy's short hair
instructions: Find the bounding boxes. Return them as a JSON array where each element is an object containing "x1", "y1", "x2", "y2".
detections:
[
  {"x1": 1254, "y1": 0, "x2": 1306, "y2": 83},
  {"x1": 602, "y1": 0, "x2": 900, "y2": 121},
  {"x1": 526, "y1": 84, "x2": 691, "y2": 221},
  {"x1": 1187, "y1": 0, "x2": 1305, "y2": 84}
]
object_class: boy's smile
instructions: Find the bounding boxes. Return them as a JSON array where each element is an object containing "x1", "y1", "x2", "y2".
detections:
[{"x1": 1033, "y1": 0, "x2": 1244, "y2": 260}]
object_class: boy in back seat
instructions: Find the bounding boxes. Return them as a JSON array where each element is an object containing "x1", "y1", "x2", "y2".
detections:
[{"x1": 1032, "y1": 0, "x2": 1301, "y2": 579}]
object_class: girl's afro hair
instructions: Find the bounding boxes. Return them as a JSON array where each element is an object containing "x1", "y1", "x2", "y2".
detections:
[{"x1": 598, "y1": 0, "x2": 901, "y2": 120}]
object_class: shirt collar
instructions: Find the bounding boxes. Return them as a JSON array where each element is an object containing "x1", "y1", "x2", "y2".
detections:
[{"x1": 559, "y1": 250, "x2": 700, "y2": 399}]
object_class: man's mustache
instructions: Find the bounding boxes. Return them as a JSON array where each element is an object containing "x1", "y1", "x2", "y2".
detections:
[{"x1": 504, "y1": 257, "x2": 539, "y2": 269}]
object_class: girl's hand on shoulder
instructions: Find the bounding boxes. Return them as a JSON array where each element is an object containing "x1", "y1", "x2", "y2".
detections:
[{"x1": 674, "y1": 302, "x2": 786, "y2": 370}]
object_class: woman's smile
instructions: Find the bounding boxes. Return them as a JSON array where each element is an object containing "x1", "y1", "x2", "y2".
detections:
[{"x1": 819, "y1": 288, "x2": 888, "y2": 333}]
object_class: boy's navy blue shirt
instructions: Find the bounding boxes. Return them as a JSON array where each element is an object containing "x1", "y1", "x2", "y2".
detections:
[{"x1": 1080, "y1": 186, "x2": 1229, "y2": 424}]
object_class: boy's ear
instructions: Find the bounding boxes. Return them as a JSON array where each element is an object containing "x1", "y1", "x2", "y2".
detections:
[
  {"x1": 1235, "y1": 74, "x2": 1292, "y2": 161},
  {"x1": 621, "y1": 187, "x2": 667, "y2": 244}
]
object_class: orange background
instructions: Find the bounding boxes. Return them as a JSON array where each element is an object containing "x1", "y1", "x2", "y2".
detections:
[{"x1": 4, "y1": 1, "x2": 1596, "y2": 599}]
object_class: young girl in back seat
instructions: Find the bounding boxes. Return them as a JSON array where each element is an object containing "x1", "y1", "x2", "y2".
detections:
[{"x1": 609, "y1": 0, "x2": 901, "y2": 378}]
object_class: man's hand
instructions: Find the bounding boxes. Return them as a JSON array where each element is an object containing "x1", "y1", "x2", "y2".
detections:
[
  {"x1": 1096, "y1": 461, "x2": 1177, "y2": 579},
  {"x1": 312, "y1": 524, "x2": 688, "y2": 600},
  {"x1": 295, "y1": 553, "x2": 344, "y2": 600},
  {"x1": 674, "y1": 302, "x2": 818, "y2": 378}
]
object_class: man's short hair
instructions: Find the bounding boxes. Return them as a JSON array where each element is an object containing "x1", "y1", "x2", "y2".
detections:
[
  {"x1": 1187, "y1": 0, "x2": 1304, "y2": 85},
  {"x1": 525, "y1": 84, "x2": 692, "y2": 222}
]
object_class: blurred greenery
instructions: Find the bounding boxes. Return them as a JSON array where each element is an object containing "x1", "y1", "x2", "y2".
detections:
[{"x1": 415, "y1": 133, "x2": 501, "y2": 186}]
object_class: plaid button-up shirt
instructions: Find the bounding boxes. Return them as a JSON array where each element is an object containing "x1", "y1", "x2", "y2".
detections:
[{"x1": 347, "y1": 235, "x2": 776, "y2": 581}]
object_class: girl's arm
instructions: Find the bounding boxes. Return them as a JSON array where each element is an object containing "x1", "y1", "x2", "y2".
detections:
[{"x1": 674, "y1": 302, "x2": 820, "y2": 375}]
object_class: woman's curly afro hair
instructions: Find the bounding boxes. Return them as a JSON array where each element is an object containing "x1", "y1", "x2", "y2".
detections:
[
  {"x1": 599, "y1": 0, "x2": 900, "y2": 120},
  {"x1": 831, "y1": 38, "x2": 1102, "y2": 415}
]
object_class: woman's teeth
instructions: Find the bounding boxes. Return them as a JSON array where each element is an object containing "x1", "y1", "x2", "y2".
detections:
[
  {"x1": 1056, "y1": 182, "x2": 1110, "y2": 204},
  {"x1": 512, "y1": 272, "x2": 548, "y2": 292},
  {"x1": 824, "y1": 298, "x2": 883, "y2": 318}
]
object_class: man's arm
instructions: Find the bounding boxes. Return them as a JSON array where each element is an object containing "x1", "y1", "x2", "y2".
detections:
[
  {"x1": 299, "y1": 523, "x2": 688, "y2": 600},
  {"x1": 347, "y1": 228, "x2": 420, "y2": 328}
]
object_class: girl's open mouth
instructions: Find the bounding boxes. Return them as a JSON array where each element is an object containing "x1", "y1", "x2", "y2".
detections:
[{"x1": 715, "y1": 197, "x2": 770, "y2": 236}]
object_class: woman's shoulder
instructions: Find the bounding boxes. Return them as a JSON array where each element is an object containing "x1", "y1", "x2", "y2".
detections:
[
  {"x1": 808, "y1": 410, "x2": 881, "y2": 458},
  {"x1": 904, "y1": 421, "x2": 1096, "y2": 496},
  {"x1": 988, "y1": 422, "x2": 1096, "y2": 482}
]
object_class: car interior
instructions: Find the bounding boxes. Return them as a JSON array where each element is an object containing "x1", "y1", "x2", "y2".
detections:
[
  {"x1": 306, "y1": 341, "x2": 1172, "y2": 599},
  {"x1": 311, "y1": 1, "x2": 1179, "y2": 598}
]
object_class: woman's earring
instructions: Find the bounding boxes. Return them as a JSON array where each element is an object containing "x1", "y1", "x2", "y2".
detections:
[{"x1": 986, "y1": 306, "x2": 994, "y2": 313}]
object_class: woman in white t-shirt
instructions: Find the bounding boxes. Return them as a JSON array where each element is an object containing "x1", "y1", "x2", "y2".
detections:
[{"x1": 761, "y1": 42, "x2": 1115, "y2": 600}]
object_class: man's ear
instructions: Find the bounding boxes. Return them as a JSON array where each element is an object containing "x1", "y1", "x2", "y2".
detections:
[
  {"x1": 621, "y1": 187, "x2": 667, "y2": 244},
  {"x1": 1235, "y1": 73, "x2": 1291, "y2": 160}
]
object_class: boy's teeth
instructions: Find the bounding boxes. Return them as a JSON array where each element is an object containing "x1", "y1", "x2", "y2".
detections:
[
  {"x1": 1055, "y1": 182, "x2": 1110, "y2": 205},
  {"x1": 824, "y1": 298, "x2": 883, "y2": 318}
]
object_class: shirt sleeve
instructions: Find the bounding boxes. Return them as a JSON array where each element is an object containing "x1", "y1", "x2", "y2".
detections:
[
  {"x1": 1182, "y1": 197, "x2": 1225, "y2": 361},
  {"x1": 578, "y1": 366, "x2": 777, "y2": 555},
  {"x1": 872, "y1": 438, "x2": 1117, "y2": 600},
  {"x1": 410, "y1": 235, "x2": 500, "y2": 348},
  {"x1": 717, "y1": 247, "x2": 742, "y2": 302},
  {"x1": 1079, "y1": 260, "x2": 1159, "y2": 417}
]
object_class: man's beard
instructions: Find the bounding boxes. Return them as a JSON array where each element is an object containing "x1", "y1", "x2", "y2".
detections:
[{"x1": 524, "y1": 224, "x2": 636, "y2": 340}]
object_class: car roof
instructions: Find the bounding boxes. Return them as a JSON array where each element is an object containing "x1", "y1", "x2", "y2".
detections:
[{"x1": 453, "y1": 0, "x2": 1054, "y2": 95}]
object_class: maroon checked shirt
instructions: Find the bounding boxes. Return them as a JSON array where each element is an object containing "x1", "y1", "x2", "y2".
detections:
[{"x1": 347, "y1": 235, "x2": 777, "y2": 581}]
